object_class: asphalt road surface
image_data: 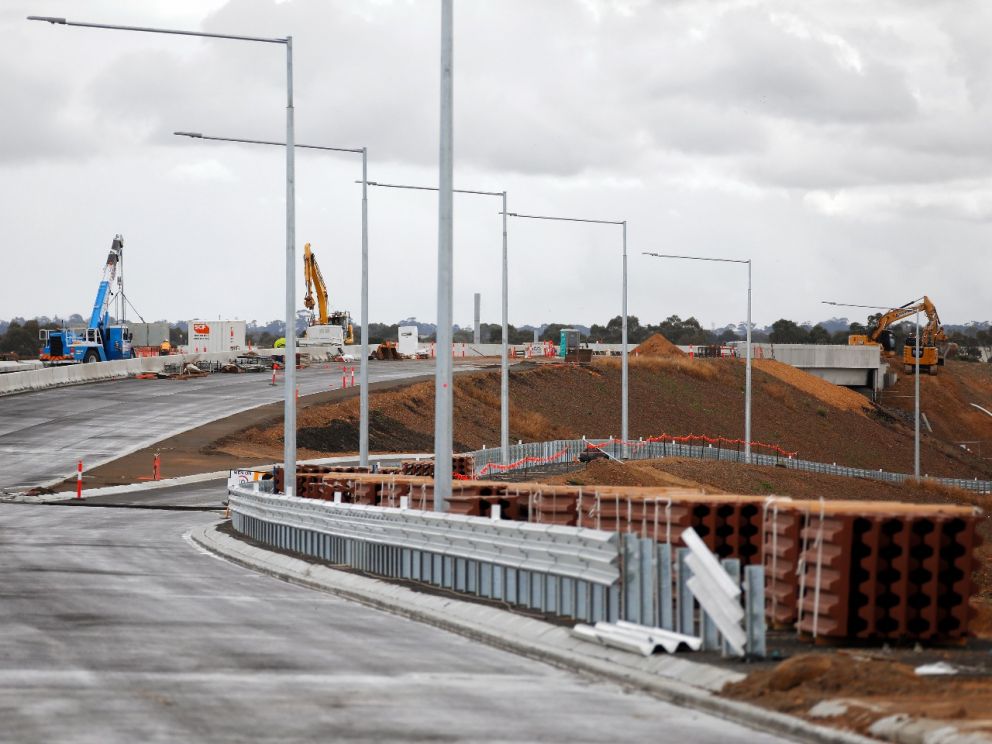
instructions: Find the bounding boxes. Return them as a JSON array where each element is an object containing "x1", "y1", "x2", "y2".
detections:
[
  {"x1": 0, "y1": 360, "x2": 475, "y2": 492},
  {"x1": 0, "y1": 503, "x2": 790, "y2": 743}
]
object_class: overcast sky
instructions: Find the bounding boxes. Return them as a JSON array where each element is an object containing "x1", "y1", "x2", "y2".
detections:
[{"x1": 2, "y1": 0, "x2": 989, "y2": 330}]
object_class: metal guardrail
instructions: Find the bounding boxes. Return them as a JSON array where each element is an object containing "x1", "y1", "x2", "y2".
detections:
[
  {"x1": 229, "y1": 484, "x2": 622, "y2": 623},
  {"x1": 228, "y1": 482, "x2": 766, "y2": 655},
  {"x1": 467, "y1": 439, "x2": 992, "y2": 494}
]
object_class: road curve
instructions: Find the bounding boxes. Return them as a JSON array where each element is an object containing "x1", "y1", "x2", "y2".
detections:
[
  {"x1": 0, "y1": 359, "x2": 470, "y2": 492},
  {"x1": 0, "y1": 503, "x2": 789, "y2": 743}
]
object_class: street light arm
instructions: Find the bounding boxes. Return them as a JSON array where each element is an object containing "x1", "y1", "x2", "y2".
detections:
[
  {"x1": 643, "y1": 251, "x2": 749, "y2": 265},
  {"x1": 175, "y1": 131, "x2": 362, "y2": 154},
  {"x1": 364, "y1": 180, "x2": 502, "y2": 197},
  {"x1": 505, "y1": 211, "x2": 623, "y2": 226},
  {"x1": 28, "y1": 16, "x2": 287, "y2": 44}
]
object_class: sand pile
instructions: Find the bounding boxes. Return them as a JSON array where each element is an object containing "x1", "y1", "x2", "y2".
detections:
[
  {"x1": 755, "y1": 358, "x2": 871, "y2": 414},
  {"x1": 635, "y1": 333, "x2": 685, "y2": 357}
]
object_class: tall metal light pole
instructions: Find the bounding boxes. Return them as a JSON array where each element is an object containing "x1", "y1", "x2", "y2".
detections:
[
  {"x1": 914, "y1": 310, "x2": 921, "y2": 479},
  {"x1": 506, "y1": 212, "x2": 629, "y2": 450},
  {"x1": 27, "y1": 15, "x2": 300, "y2": 495},
  {"x1": 173, "y1": 131, "x2": 371, "y2": 468},
  {"x1": 643, "y1": 253, "x2": 753, "y2": 463},
  {"x1": 364, "y1": 180, "x2": 509, "y2": 464},
  {"x1": 436, "y1": 0, "x2": 454, "y2": 510},
  {"x1": 822, "y1": 299, "x2": 922, "y2": 479}
]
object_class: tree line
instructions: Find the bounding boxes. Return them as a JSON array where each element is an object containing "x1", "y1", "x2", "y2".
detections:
[{"x1": 3, "y1": 313, "x2": 990, "y2": 361}]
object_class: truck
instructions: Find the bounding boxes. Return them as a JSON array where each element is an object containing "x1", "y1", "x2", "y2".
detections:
[{"x1": 39, "y1": 235, "x2": 134, "y2": 365}]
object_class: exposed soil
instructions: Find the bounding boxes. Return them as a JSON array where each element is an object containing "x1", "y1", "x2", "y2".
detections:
[
  {"x1": 724, "y1": 652, "x2": 992, "y2": 737},
  {"x1": 754, "y1": 358, "x2": 873, "y2": 414},
  {"x1": 879, "y1": 360, "x2": 992, "y2": 458},
  {"x1": 635, "y1": 333, "x2": 685, "y2": 357},
  {"x1": 236, "y1": 356, "x2": 992, "y2": 480}
]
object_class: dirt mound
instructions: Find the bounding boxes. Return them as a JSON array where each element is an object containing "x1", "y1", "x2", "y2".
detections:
[
  {"x1": 546, "y1": 457, "x2": 990, "y2": 510},
  {"x1": 726, "y1": 652, "x2": 992, "y2": 735},
  {"x1": 754, "y1": 358, "x2": 872, "y2": 414},
  {"x1": 880, "y1": 360, "x2": 992, "y2": 453},
  {"x1": 635, "y1": 333, "x2": 685, "y2": 357},
  {"x1": 233, "y1": 359, "x2": 992, "y2": 479}
]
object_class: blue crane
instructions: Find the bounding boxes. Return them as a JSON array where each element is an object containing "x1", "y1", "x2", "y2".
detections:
[{"x1": 40, "y1": 236, "x2": 135, "y2": 365}]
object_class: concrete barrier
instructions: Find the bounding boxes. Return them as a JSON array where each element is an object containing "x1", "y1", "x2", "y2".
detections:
[{"x1": 0, "y1": 351, "x2": 246, "y2": 397}]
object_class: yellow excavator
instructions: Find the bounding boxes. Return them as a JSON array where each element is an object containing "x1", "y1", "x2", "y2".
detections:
[
  {"x1": 848, "y1": 295, "x2": 949, "y2": 374},
  {"x1": 302, "y1": 242, "x2": 354, "y2": 349}
]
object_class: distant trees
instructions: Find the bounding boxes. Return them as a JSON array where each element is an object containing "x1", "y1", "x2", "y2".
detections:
[
  {"x1": 769, "y1": 319, "x2": 833, "y2": 345},
  {"x1": 0, "y1": 319, "x2": 59, "y2": 359}
]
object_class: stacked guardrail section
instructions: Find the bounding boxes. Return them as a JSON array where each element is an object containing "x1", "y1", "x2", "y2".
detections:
[{"x1": 262, "y1": 466, "x2": 982, "y2": 644}]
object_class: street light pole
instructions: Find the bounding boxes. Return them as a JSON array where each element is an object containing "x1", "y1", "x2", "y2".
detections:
[
  {"x1": 915, "y1": 310, "x2": 921, "y2": 479},
  {"x1": 284, "y1": 36, "x2": 297, "y2": 496},
  {"x1": 436, "y1": 0, "x2": 454, "y2": 510},
  {"x1": 173, "y1": 132, "x2": 371, "y2": 469},
  {"x1": 501, "y1": 192, "x2": 509, "y2": 461},
  {"x1": 746, "y1": 259, "x2": 752, "y2": 462},
  {"x1": 28, "y1": 15, "x2": 299, "y2": 494},
  {"x1": 363, "y1": 180, "x2": 509, "y2": 464},
  {"x1": 822, "y1": 298, "x2": 925, "y2": 478},
  {"x1": 642, "y1": 252, "x2": 753, "y2": 463},
  {"x1": 507, "y1": 212, "x2": 628, "y2": 447},
  {"x1": 360, "y1": 148, "x2": 370, "y2": 468}
]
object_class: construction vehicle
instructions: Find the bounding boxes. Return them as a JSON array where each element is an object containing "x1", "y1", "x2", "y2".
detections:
[
  {"x1": 848, "y1": 296, "x2": 948, "y2": 374},
  {"x1": 39, "y1": 235, "x2": 134, "y2": 365},
  {"x1": 300, "y1": 242, "x2": 353, "y2": 352}
]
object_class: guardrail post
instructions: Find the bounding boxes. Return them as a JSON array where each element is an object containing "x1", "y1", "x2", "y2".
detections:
[
  {"x1": 677, "y1": 547, "x2": 693, "y2": 635},
  {"x1": 639, "y1": 536, "x2": 654, "y2": 626},
  {"x1": 532, "y1": 572, "x2": 545, "y2": 611},
  {"x1": 561, "y1": 577, "x2": 575, "y2": 618},
  {"x1": 576, "y1": 580, "x2": 589, "y2": 622},
  {"x1": 608, "y1": 582, "x2": 620, "y2": 623},
  {"x1": 745, "y1": 564, "x2": 767, "y2": 659},
  {"x1": 623, "y1": 533, "x2": 641, "y2": 623},
  {"x1": 592, "y1": 584, "x2": 605, "y2": 622},
  {"x1": 701, "y1": 602, "x2": 720, "y2": 651},
  {"x1": 507, "y1": 568, "x2": 519, "y2": 604},
  {"x1": 721, "y1": 558, "x2": 741, "y2": 657},
  {"x1": 658, "y1": 543, "x2": 673, "y2": 631}
]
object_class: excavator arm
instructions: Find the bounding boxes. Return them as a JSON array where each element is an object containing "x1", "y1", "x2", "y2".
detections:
[
  {"x1": 868, "y1": 296, "x2": 943, "y2": 344},
  {"x1": 303, "y1": 243, "x2": 329, "y2": 325}
]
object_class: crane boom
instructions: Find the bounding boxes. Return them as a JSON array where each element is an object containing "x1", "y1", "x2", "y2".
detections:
[{"x1": 89, "y1": 236, "x2": 123, "y2": 329}]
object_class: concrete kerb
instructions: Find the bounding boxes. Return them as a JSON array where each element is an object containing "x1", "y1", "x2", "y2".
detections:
[
  {"x1": 2, "y1": 453, "x2": 429, "y2": 502},
  {"x1": 190, "y1": 520, "x2": 879, "y2": 744}
]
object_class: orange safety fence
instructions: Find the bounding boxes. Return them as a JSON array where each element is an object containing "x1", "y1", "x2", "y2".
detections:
[
  {"x1": 476, "y1": 446, "x2": 572, "y2": 477},
  {"x1": 587, "y1": 433, "x2": 798, "y2": 459}
]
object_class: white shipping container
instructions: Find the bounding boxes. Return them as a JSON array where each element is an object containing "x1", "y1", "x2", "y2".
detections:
[
  {"x1": 398, "y1": 325, "x2": 418, "y2": 357},
  {"x1": 187, "y1": 320, "x2": 247, "y2": 353}
]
